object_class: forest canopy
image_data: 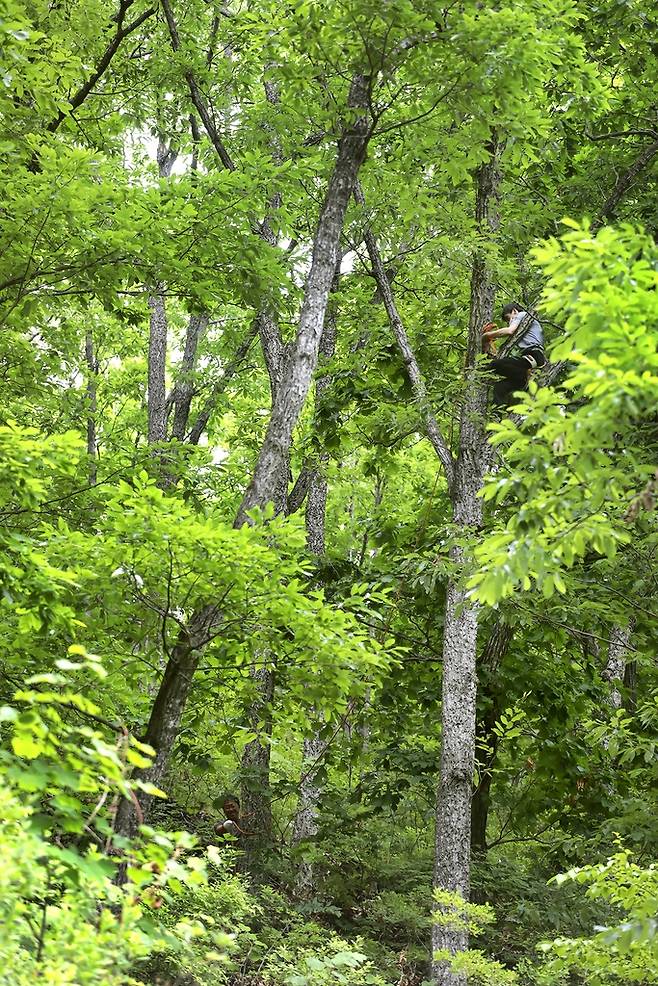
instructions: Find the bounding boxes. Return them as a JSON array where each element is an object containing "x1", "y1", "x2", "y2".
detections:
[{"x1": 0, "y1": 1, "x2": 657, "y2": 985}]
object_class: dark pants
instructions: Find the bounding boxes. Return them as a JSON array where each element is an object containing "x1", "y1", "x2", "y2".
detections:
[{"x1": 490, "y1": 348, "x2": 546, "y2": 407}]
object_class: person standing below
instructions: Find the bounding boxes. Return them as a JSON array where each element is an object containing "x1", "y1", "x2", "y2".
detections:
[{"x1": 482, "y1": 302, "x2": 546, "y2": 407}]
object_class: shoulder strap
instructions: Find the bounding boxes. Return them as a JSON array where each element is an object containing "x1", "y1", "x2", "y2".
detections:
[{"x1": 497, "y1": 312, "x2": 535, "y2": 358}]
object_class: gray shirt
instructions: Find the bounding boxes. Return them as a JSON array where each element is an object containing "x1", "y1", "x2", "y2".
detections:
[{"x1": 510, "y1": 310, "x2": 543, "y2": 350}]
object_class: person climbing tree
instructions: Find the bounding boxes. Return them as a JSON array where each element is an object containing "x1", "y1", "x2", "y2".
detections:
[{"x1": 482, "y1": 302, "x2": 546, "y2": 407}]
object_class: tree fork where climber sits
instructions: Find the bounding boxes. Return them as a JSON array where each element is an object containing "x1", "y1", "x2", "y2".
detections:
[{"x1": 482, "y1": 302, "x2": 546, "y2": 407}]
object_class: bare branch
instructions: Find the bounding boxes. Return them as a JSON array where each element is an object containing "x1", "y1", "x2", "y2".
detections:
[
  {"x1": 187, "y1": 319, "x2": 259, "y2": 445},
  {"x1": 160, "y1": 0, "x2": 236, "y2": 171},
  {"x1": 593, "y1": 136, "x2": 658, "y2": 231},
  {"x1": 354, "y1": 181, "x2": 455, "y2": 489},
  {"x1": 586, "y1": 128, "x2": 658, "y2": 142}
]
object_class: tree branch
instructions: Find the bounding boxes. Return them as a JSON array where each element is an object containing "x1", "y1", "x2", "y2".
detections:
[
  {"x1": 187, "y1": 319, "x2": 259, "y2": 445},
  {"x1": 592, "y1": 137, "x2": 658, "y2": 231},
  {"x1": 354, "y1": 181, "x2": 455, "y2": 490},
  {"x1": 48, "y1": 1, "x2": 157, "y2": 133},
  {"x1": 586, "y1": 127, "x2": 658, "y2": 142},
  {"x1": 160, "y1": 0, "x2": 236, "y2": 171}
]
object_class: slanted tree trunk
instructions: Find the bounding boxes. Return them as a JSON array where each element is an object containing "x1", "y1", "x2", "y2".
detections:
[
  {"x1": 113, "y1": 75, "x2": 372, "y2": 845},
  {"x1": 113, "y1": 603, "x2": 217, "y2": 840},
  {"x1": 84, "y1": 331, "x2": 98, "y2": 485},
  {"x1": 187, "y1": 320, "x2": 259, "y2": 446},
  {"x1": 235, "y1": 72, "x2": 371, "y2": 525},
  {"x1": 356, "y1": 181, "x2": 454, "y2": 488},
  {"x1": 170, "y1": 313, "x2": 209, "y2": 442}
]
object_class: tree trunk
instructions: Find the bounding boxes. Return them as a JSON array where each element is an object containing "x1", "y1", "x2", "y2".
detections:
[
  {"x1": 292, "y1": 733, "x2": 325, "y2": 896},
  {"x1": 114, "y1": 76, "x2": 371, "y2": 844},
  {"x1": 292, "y1": 267, "x2": 340, "y2": 895},
  {"x1": 187, "y1": 318, "x2": 258, "y2": 445},
  {"x1": 432, "y1": 136, "x2": 501, "y2": 985},
  {"x1": 147, "y1": 294, "x2": 168, "y2": 450},
  {"x1": 623, "y1": 659, "x2": 638, "y2": 713},
  {"x1": 147, "y1": 140, "x2": 178, "y2": 455},
  {"x1": 113, "y1": 604, "x2": 216, "y2": 840},
  {"x1": 471, "y1": 621, "x2": 514, "y2": 854},
  {"x1": 84, "y1": 331, "x2": 98, "y2": 486},
  {"x1": 602, "y1": 622, "x2": 635, "y2": 710},
  {"x1": 235, "y1": 73, "x2": 371, "y2": 526},
  {"x1": 170, "y1": 312, "x2": 209, "y2": 442},
  {"x1": 240, "y1": 662, "x2": 276, "y2": 872},
  {"x1": 470, "y1": 706, "x2": 497, "y2": 857},
  {"x1": 356, "y1": 139, "x2": 501, "y2": 982},
  {"x1": 304, "y1": 266, "x2": 339, "y2": 553}
]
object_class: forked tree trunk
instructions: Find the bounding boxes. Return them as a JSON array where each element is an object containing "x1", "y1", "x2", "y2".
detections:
[
  {"x1": 362, "y1": 137, "x2": 501, "y2": 983},
  {"x1": 235, "y1": 73, "x2": 371, "y2": 526},
  {"x1": 113, "y1": 76, "x2": 372, "y2": 844},
  {"x1": 431, "y1": 137, "x2": 501, "y2": 985}
]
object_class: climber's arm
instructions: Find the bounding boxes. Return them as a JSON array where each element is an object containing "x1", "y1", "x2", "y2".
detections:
[{"x1": 482, "y1": 323, "x2": 515, "y2": 340}]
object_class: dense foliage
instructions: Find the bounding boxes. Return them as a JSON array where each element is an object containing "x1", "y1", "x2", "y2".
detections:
[{"x1": 1, "y1": 1, "x2": 656, "y2": 984}]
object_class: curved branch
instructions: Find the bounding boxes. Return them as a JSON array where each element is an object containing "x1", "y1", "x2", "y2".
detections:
[{"x1": 593, "y1": 137, "x2": 658, "y2": 231}]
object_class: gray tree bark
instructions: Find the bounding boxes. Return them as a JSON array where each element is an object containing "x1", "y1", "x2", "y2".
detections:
[
  {"x1": 304, "y1": 267, "x2": 339, "y2": 553},
  {"x1": 84, "y1": 331, "x2": 98, "y2": 486},
  {"x1": 170, "y1": 313, "x2": 209, "y2": 442},
  {"x1": 147, "y1": 141, "x2": 178, "y2": 465},
  {"x1": 292, "y1": 733, "x2": 325, "y2": 896},
  {"x1": 235, "y1": 73, "x2": 371, "y2": 526},
  {"x1": 602, "y1": 622, "x2": 635, "y2": 710},
  {"x1": 147, "y1": 294, "x2": 169, "y2": 449},
  {"x1": 240, "y1": 662, "x2": 276, "y2": 872},
  {"x1": 113, "y1": 74, "x2": 372, "y2": 847},
  {"x1": 291, "y1": 267, "x2": 340, "y2": 895},
  {"x1": 431, "y1": 137, "x2": 502, "y2": 986},
  {"x1": 357, "y1": 138, "x2": 501, "y2": 983},
  {"x1": 187, "y1": 319, "x2": 259, "y2": 445}
]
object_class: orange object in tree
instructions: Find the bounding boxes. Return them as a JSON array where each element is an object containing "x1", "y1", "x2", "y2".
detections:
[{"x1": 481, "y1": 321, "x2": 498, "y2": 355}]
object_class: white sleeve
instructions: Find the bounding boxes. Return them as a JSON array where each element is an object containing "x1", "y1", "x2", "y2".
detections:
[{"x1": 509, "y1": 311, "x2": 525, "y2": 332}]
